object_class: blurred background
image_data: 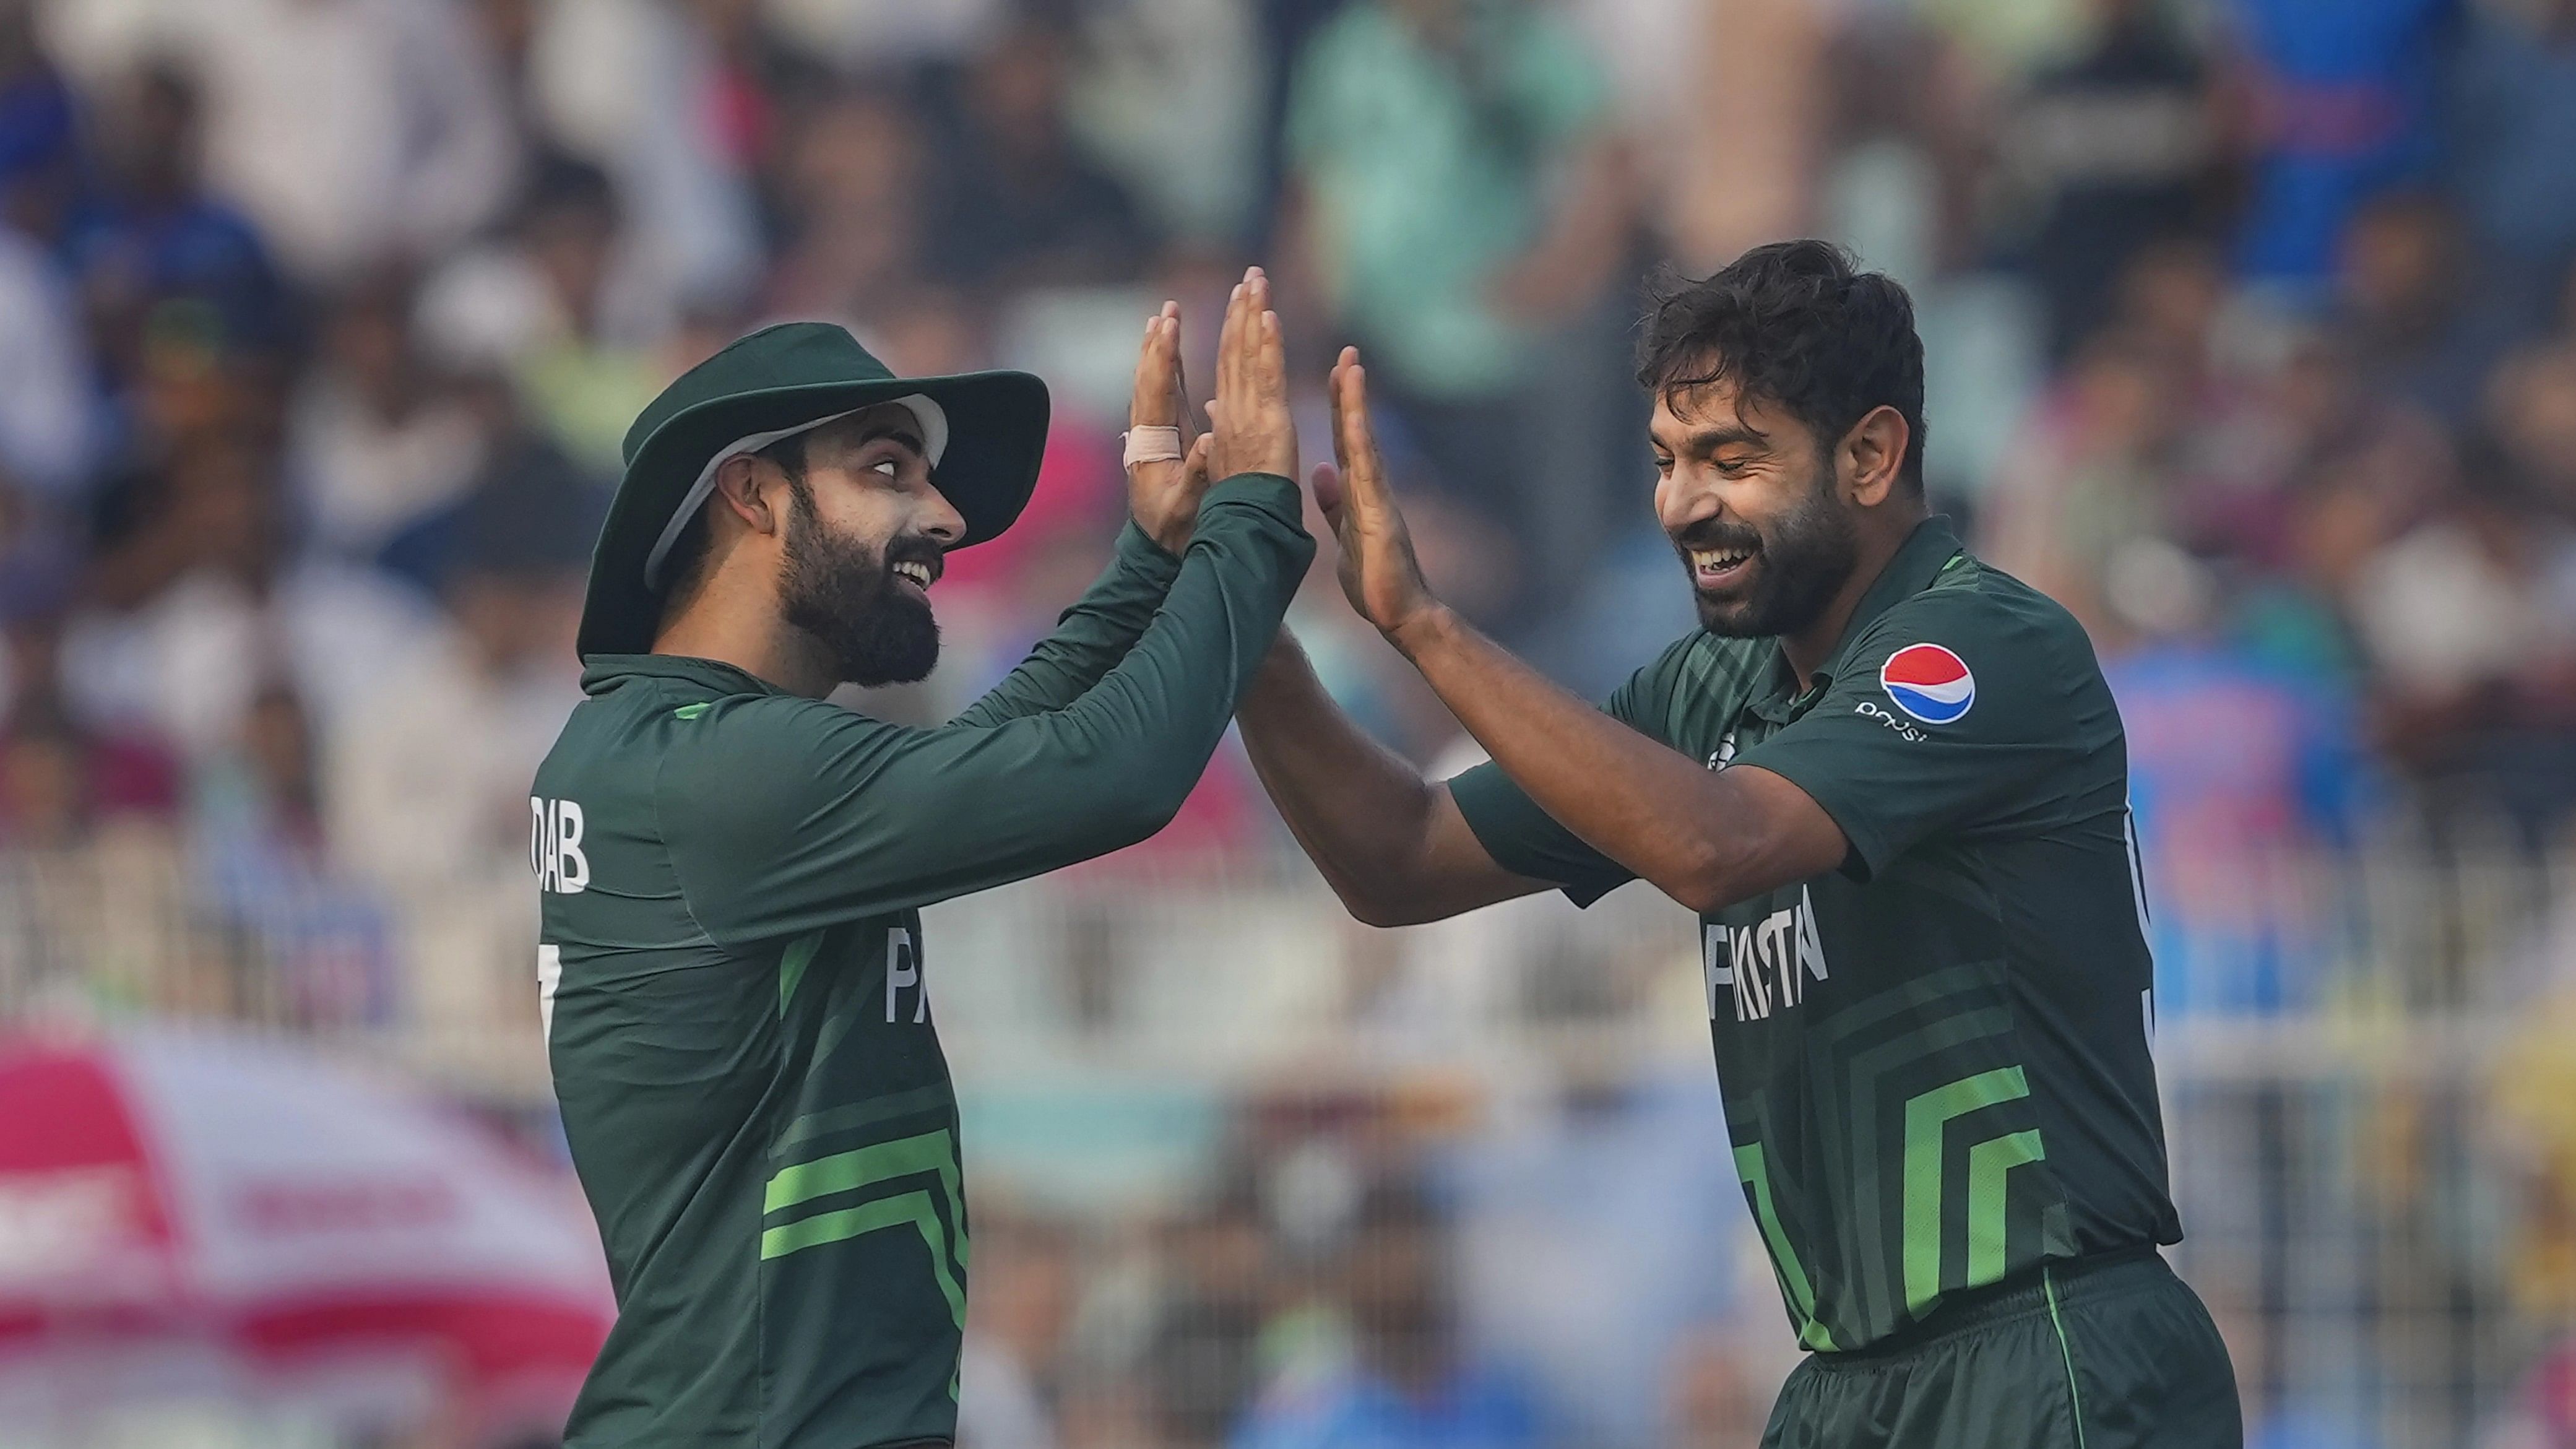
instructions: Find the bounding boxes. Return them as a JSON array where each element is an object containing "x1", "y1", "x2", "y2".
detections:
[{"x1": 0, "y1": 0, "x2": 2570, "y2": 1444}]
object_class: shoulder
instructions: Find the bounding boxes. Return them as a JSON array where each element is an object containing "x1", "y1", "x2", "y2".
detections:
[
  {"x1": 652, "y1": 692, "x2": 884, "y2": 802},
  {"x1": 1843, "y1": 556, "x2": 2116, "y2": 739},
  {"x1": 1860, "y1": 555, "x2": 2099, "y2": 678}
]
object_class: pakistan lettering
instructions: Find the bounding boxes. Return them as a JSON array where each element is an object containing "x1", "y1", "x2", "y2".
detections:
[
  {"x1": 1703, "y1": 886, "x2": 1830, "y2": 1021},
  {"x1": 886, "y1": 928, "x2": 927, "y2": 1024},
  {"x1": 530, "y1": 797, "x2": 590, "y2": 894}
]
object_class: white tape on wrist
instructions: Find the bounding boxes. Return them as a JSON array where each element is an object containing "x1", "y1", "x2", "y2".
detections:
[{"x1": 1122, "y1": 426, "x2": 1184, "y2": 469}]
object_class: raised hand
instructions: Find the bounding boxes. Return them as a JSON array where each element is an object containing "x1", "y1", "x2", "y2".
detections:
[
  {"x1": 1312, "y1": 347, "x2": 1437, "y2": 642},
  {"x1": 1126, "y1": 300, "x2": 1214, "y2": 553},
  {"x1": 1204, "y1": 267, "x2": 1297, "y2": 486}
]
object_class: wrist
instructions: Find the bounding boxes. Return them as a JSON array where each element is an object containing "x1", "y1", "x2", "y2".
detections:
[{"x1": 1384, "y1": 600, "x2": 1456, "y2": 661}]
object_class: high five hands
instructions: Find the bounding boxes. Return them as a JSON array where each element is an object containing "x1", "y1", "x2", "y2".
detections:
[
  {"x1": 1123, "y1": 269, "x2": 1298, "y2": 553},
  {"x1": 1312, "y1": 346, "x2": 1438, "y2": 647},
  {"x1": 1123, "y1": 269, "x2": 1432, "y2": 643}
]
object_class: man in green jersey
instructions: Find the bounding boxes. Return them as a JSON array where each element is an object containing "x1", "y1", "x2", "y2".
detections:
[
  {"x1": 532, "y1": 272, "x2": 1312, "y2": 1448},
  {"x1": 1237, "y1": 241, "x2": 2242, "y2": 1447}
]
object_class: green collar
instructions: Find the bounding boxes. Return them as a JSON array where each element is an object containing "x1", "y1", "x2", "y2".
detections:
[
  {"x1": 580, "y1": 652, "x2": 787, "y2": 700},
  {"x1": 1748, "y1": 514, "x2": 1966, "y2": 722}
]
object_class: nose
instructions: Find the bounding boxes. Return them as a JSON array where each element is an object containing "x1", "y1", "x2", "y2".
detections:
[
  {"x1": 1656, "y1": 469, "x2": 1722, "y2": 536},
  {"x1": 918, "y1": 482, "x2": 969, "y2": 547}
]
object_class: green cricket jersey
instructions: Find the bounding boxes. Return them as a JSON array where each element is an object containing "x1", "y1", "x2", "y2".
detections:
[
  {"x1": 532, "y1": 475, "x2": 1312, "y2": 1449},
  {"x1": 1451, "y1": 516, "x2": 2179, "y2": 1354}
]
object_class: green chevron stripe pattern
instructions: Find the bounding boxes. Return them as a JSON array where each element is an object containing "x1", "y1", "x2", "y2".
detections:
[
  {"x1": 1968, "y1": 1129, "x2": 2047, "y2": 1286},
  {"x1": 777, "y1": 928, "x2": 823, "y2": 1016},
  {"x1": 1903, "y1": 1066, "x2": 2034, "y2": 1317},
  {"x1": 1735, "y1": 1143, "x2": 1838, "y2": 1352},
  {"x1": 761, "y1": 1127, "x2": 969, "y2": 1333}
]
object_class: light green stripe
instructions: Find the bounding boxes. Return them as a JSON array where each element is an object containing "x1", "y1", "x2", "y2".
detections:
[
  {"x1": 772, "y1": 1084, "x2": 953, "y2": 1156},
  {"x1": 759, "y1": 1188, "x2": 967, "y2": 1330},
  {"x1": 777, "y1": 930, "x2": 823, "y2": 1016},
  {"x1": 1733, "y1": 1143, "x2": 1837, "y2": 1352},
  {"x1": 1965, "y1": 1130, "x2": 2045, "y2": 1287},
  {"x1": 1901, "y1": 1066, "x2": 2030, "y2": 1316},
  {"x1": 2045, "y1": 1265, "x2": 2091, "y2": 1449},
  {"x1": 765, "y1": 1128, "x2": 957, "y2": 1215}
]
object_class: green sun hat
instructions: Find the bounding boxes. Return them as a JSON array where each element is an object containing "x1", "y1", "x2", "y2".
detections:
[{"x1": 576, "y1": 320, "x2": 1049, "y2": 660}]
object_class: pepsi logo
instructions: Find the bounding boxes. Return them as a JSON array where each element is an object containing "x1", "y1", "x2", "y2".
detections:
[{"x1": 1879, "y1": 643, "x2": 1975, "y2": 725}]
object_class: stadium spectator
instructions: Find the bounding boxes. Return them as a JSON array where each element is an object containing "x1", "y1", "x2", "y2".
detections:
[
  {"x1": 1279, "y1": 0, "x2": 1630, "y2": 621},
  {"x1": 2220, "y1": 0, "x2": 2458, "y2": 287},
  {"x1": 2005, "y1": 0, "x2": 2239, "y2": 360},
  {"x1": 2444, "y1": 0, "x2": 2576, "y2": 306},
  {"x1": 287, "y1": 269, "x2": 486, "y2": 561},
  {"x1": 922, "y1": 6, "x2": 1156, "y2": 290},
  {"x1": 1230, "y1": 1173, "x2": 1538, "y2": 1449},
  {"x1": 61, "y1": 59, "x2": 287, "y2": 411},
  {"x1": 2332, "y1": 190, "x2": 2528, "y2": 429}
]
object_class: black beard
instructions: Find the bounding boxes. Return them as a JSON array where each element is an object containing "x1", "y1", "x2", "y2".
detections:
[
  {"x1": 1682, "y1": 469, "x2": 1859, "y2": 640},
  {"x1": 777, "y1": 482, "x2": 943, "y2": 687}
]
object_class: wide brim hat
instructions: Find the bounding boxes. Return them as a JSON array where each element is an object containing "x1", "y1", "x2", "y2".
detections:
[{"x1": 576, "y1": 320, "x2": 1048, "y2": 659}]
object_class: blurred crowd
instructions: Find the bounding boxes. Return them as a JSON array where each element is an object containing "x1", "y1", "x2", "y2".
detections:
[
  {"x1": 0, "y1": 0, "x2": 2570, "y2": 1015},
  {"x1": 0, "y1": 0, "x2": 2570, "y2": 1444}
]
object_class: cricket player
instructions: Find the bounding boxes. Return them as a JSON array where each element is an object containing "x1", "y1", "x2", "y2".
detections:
[
  {"x1": 532, "y1": 273, "x2": 1310, "y2": 1448},
  {"x1": 1239, "y1": 241, "x2": 2243, "y2": 1446}
]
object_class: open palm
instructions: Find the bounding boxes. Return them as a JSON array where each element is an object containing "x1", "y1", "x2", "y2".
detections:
[{"x1": 1312, "y1": 347, "x2": 1436, "y2": 640}]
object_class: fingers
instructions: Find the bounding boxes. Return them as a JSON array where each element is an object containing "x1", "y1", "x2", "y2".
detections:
[
  {"x1": 1163, "y1": 301, "x2": 1198, "y2": 447},
  {"x1": 1332, "y1": 347, "x2": 1385, "y2": 506},
  {"x1": 1214, "y1": 274, "x2": 1250, "y2": 416},
  {"x1": 1130, "y1": 305, "x2": 1178, "y2": 428},
  {"x1": 1242, "y1": 270, "x2": 1271, "y2": 405},
  {"x1": 1183, "y1": 433, "x2": 1212, "y2": 487}
]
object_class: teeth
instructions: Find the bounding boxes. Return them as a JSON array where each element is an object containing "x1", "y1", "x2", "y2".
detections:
[
  {"x1": 1690, "y1": 548, "x2": 1752, "y2": 571},
  {"x1": 894, "y1": 562, "x2": 932, "y2": 588}
]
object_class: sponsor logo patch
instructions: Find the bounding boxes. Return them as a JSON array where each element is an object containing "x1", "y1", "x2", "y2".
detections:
[{"x1": 1879, "y1": 642, "x2": 1975, "y2": 725}]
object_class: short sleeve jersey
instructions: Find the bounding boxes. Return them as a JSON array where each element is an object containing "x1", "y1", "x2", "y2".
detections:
[{"x1": 1451, "y1": 517, "x2": 2180, "y2": 1352}]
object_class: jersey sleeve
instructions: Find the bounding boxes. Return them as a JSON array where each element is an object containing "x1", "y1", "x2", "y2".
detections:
[
  {"x1": 659, "y1": 474, "x2": 1313, "y2": 947},
  {"x1": 1444, "y1": 642, "x2": 1689, "y2": 907},
  {"x1": 1734, "y1": 588, "x2": 2113, "y2": 882},
  {"x1": 951, "y1": 522, "x2": 1179, "y2": 728}
]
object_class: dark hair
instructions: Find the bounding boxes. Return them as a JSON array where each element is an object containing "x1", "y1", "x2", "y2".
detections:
[
  {"x1": 1636, "y1": 240, "x2": 1927, "y2": 490},
  {"x1": 654, "y1": 431, "x2": 815, "y2": 627}
]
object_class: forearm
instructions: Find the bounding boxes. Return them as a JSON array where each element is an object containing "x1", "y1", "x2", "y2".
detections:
[
  {"x1": 953, "y1": 523, "x2": 1179, "y2": 728},
  {"x1": 1027, "y1": 474, "x2": 1315, "y2": 842},
  {"x1": 1389, "y1": 606, "x2": 1767, "y2": 909},
  {"x1": 1237, "y1": 629, "x2": 1446, "y2": 918}
]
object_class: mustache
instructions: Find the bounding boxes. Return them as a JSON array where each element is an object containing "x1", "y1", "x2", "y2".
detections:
[
  {"x1": 881, "y1": 533, "x2": 948, "y2": 584},
  {"x1": 1672, "y1": 520, "x2": 1764, "y2": 555}
]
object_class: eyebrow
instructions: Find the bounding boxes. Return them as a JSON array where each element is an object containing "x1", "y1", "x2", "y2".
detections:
[
  {"x1": 1652, "y1": 424, "x2": 1771, "y2": 456},
  {"x1": 855, "y1": 422, "x2": 927, "y2": 454}
]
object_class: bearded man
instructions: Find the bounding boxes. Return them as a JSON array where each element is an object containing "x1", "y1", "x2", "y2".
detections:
[
  {"x1": 531, "y1": 272, "x2": 1308, "y2": 1448},
  {"x1": 1238, "y1": 241, "x2": 2243, "y2": 1448}
]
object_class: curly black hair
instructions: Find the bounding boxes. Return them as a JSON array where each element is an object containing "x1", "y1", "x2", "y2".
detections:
[{"x1": 1636, "y1": 240, "x2": 1927, "y2": 491}]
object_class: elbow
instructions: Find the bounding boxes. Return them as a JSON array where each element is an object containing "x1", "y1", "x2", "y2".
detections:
[
  {"x1": 1340, "y1": 888, "x2": 1411, "y2": 930},
  {"x1": 1107, "y1": 772, "x2": 1197, "y2": 849},
  {"x1": 1662, "y1": 836, "x2": 1758, "y2": 917}
]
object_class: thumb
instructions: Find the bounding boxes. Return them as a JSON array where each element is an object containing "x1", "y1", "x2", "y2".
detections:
[
  {"x1": 1312, "y1": 461, "x2": 1352, "y2": 534},
  {"x1": 1310, "y1": 461, "x2": 1344, "y2": 514}
]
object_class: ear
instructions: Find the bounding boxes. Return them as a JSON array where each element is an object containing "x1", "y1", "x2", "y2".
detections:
[
  {"x1": 712, "y1": 455, "x2": 784, "y2": 537},
  {"x1": 1840, "y1": 405, "x2": 1910, "y2": 507}
]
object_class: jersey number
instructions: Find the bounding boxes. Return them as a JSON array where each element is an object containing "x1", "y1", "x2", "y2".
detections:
[{"x1": 538, "y1": 943, "x2": 561, "y2": 1041}]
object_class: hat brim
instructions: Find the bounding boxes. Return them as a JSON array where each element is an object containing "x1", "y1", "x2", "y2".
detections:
[{"x1": 577, "y1": 369, "x2": 1048, "y2": 659}]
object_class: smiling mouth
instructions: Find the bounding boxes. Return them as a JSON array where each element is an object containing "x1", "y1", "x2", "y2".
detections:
[
  {"x1": 1687, "y1": 545, "x2": 1758, "y2": 590},
  {"x1": 893, "y1": 560, "x2": 936, "y2": 592}
]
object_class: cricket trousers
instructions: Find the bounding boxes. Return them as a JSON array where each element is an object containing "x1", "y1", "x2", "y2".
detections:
[{"x1": 1760, "y1": 1247, "x2": 2244, "y2": 1448}]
